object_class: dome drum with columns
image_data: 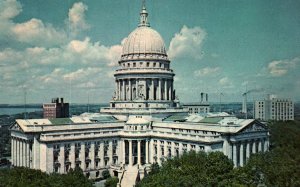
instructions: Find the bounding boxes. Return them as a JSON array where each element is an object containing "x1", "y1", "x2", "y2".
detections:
[{"x1": 101, "y1": 4, "x2": 187, "y2": 118}]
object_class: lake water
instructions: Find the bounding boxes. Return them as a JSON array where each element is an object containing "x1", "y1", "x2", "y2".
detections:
[{"x1": 0, "y1": 108, "x2": 42, "y2": 115}]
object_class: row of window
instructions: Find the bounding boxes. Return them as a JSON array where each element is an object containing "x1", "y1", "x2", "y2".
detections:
[
  {"x1": 171, "y1": 128, "x2": 218, "y2": 135},
  {"x1": 121, "y1": 61, "x2": 169, "y2": 69}
]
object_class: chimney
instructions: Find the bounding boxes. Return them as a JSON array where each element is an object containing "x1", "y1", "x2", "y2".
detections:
[
  {"x1": 206, "y1": 93, "x2": 208, "y2": 102},
  {"x1": 61, "y1": 98, "x2": 64, "y2": 104},
  {"x1": 200, "y1": 92, "x2": 204, "y2": 102},
  {"x1": 242, "y1": 93, "x2": 247, "y2": 114}
]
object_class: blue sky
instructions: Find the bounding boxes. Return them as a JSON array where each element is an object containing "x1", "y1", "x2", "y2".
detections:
[{"x1": 0, "y1": 0, "x2": 299, "y2": 104}]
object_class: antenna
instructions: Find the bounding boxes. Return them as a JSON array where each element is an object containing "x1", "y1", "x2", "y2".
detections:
[
  {"x1": 23, "y1": 85, "x2": 27, "y2": 119},
  {"x1": 219, "y1": 92, "x2": 224, "y2": 112},
  {"x1": 87, "y1": 86, "x2": 90, "y2": 113}
]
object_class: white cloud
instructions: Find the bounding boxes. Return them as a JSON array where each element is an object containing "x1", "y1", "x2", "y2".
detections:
[
  {"x1": 0, "y1": 0, "x2": 22, "y2": 20},
  {"x1": 194, "y1": 67, "x2": 220, "y2": 77},
  {"x1": 168, "y1": 25, "x2": 206, "y2": 60},
  {"x1": 268, "y1": 57, "x2": 299, "y2": 77},
  {"x1": 12, "y1": 18, "x2": 67, "y2": 46},
  {"x1": 218, "y1": 77, "x2": 234, "y2": 89},
  {"x1": 67, "y1": 37, "x2": 122, "y2": 66},
  {"x1": 68, "y1": 2, "x2": 90, "y2": 35},
  {"x1": 219, "y1": 77, "x2": 229, "y2": 85},
  {"x1": 63, "y1": 67, "x2": 102, "y2": 81}
]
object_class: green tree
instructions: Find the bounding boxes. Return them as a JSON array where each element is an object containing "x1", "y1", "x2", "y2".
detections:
[
  {"x1": 102, "y1": 169, "x2": 111, "y2": 179},
  {"x1": 136, "y1": 151, "x2": 237, "y2": 187},
  {"x1": 105, "y1": 176, "x2": 119, "y2": 187},
  {"x1": 0, "y1": 167, "x2": 93, "y2": 187}
]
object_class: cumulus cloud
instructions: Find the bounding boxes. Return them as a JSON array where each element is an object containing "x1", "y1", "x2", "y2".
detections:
[
  {"x1": 218, "y1": 77, "x2": 234, "y2": 89},
  {"x1": 168, "y1": 25, "x2": 206, "y2": 60},
  {"x1": 67, "y1": 37, "x2": 122, "y2": 65},
  {"x1": 0, "y1": 0, "x2": 67, "y2": 47},
  {"x1": 268, "y1": 57, "x2": 299, "y2": 77},
  {"x1": 194, "y1": 67, "x2": 220, "y2": 77},
  {"x1": 12, "y1": 18, "x2": 67, "y2": 46},
  {"x1": 68, "y1": 2, "x2": 90, "y2": 35},
  {"x1": 0, "y1": 0, "x2": 22, "y2": 20}
]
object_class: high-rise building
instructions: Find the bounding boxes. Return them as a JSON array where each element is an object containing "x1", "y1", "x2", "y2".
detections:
[
  {"x1": 43, "y1": 98, "x2": 69, "y2": 118},
  {"x1": 255, "y1": 95, "x2": 294, "y2": 121},
  {"x1": 10, "y1": 3, "x2": 269, "y2": 186}
]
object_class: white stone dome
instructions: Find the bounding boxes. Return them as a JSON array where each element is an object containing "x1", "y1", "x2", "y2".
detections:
[{"x1": 122, "y1": 26, "x2": 167, "y2": 56}]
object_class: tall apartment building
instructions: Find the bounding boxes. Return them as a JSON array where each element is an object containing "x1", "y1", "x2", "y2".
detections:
[
  {"x1": 43, "y1": 98, "x2": 69, "y2": 119},
  {"x1": 255, "y1": 95, "x2": 294, "y2": 121}
]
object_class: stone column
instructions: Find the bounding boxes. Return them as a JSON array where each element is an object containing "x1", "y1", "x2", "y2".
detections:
[
  {"x1": 15, "y1": 139, "x2": 18, "y2": 166},
  {"x1": 170, "y1": 80, "x2": 174, "y2": 100},
  {"x1": 109, "y1": 141, "x2": 113, "y2": 165},
  {"x1": 252, "y1": 140, "x2": 256, "y2": 154},
  {"x1": 20, "y1": 139, "x2": 23, "y2": 167},
  {"x1": 80, "y1": 143, "x2": 85, "y2": 171},
  {"x1": 246, "y1": 141, "x2": 250, "y2": 160},
  {"x1": 164, "y1": 79, "x2": 168, "y2": 100},
  {"x1": 258, "y1": 140, "x2": 262, "y2": 152},
  {"x1": 129, "y1": 140, "x2": 133, "y2": 166},
  {"x1": 118, "y1": 80, "x2": 121, "y2": 100},
  {"x1": 59, "y1": 144, "x2": 65, "y2": 174},
  {"x1": 99, "y1": 142, "x2": 104, "y2": 167},
  {"x1": 223, "y1": 138, "x2": 230, "y2": 158},
  {"x1": 149, "y1": 139, "x2": 153, "y2": 163},
  {"x1": 158, "y1": 79, "x2": 162, "y2": 100},
  {"x1": 90, "y1": 142, "x2": 95, "y2": 169},
  {"x1": 115, "y1": 81, "x2": 118, "y2": 100},
  {"x1": 70, "y1": 143, "x2": 75, "y2": 169},
  {"x1": 14, "y1": 138, "x2": 17, "y2": 166},
  {"x1": 26, "y1": 141, "x2": 30, "y2": 167},
  {"x1": 157, "y1": 140, "x2": 161, "y2": 164},
  {"x1": 179, "y1": 142, "x2": 183, "y2": 155},
  {"x1": 239, "y1": 143, "x2": 244, "y2": 167},
  {"x1": 137, "y1": 140, "x2": 141, "y2": 166},
  {"x1": 129, "y1": 79, "x2": 132, "y2": 100},
  {"x1": 171, "y1": 142, "x2": 175, "y2": 156},
  {"x1": 143, "y1": 79, "x2": 147, "y2": 99},
  {"x1": 169, "y1": 80, "x2": 172, "y2": 100},
  {"x1": 11, "y1": 137, "x2": 14, "y2": 166},
  {"x1": 264, "y1": 138, "x2": 268, "y2": 152},
  {"x1": 122, "y1": 79, "x2": 126, "y2": 100},
  {"x1": 232, "y1": 143, "x2": 237, "y2": 167},
  {"x1": 122, "y1": 140, "x2": 126, "y2": 164},
  {"x1": 145, "y1": 140, "x2": 149, "y2": 164},
  {"x1": 151, "y1": 79, "x2": 154, "y2": 100},
  {"x1": 164, "y1": 141, "x2": 168, "y2": 157}
]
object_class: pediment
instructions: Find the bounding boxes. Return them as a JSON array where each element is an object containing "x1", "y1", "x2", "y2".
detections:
[
  {"x1": 239, "y1": 121, "x2": 267, "y2": 133},
  {"x1": 10, "y1": 123, "x2": 24, "y2": 132}
]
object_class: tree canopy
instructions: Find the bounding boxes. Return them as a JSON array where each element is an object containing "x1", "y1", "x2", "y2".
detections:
[
  {"x1": 137, "y1": 120, "x2": 300, "y2": 187},
  {"x1": 0, "y1": 167, "x2": 93, "y2": 187}
]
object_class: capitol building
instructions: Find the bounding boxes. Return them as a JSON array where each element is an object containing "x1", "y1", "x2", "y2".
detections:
[{"x1": 10, "y1": 3, "x2": 269, "y2": 186}]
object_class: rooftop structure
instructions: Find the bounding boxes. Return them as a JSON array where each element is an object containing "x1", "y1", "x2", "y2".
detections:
[
  {"x1": 43, "y1": 98, "x2": 69, "y2": 119},
  {"x1": 101, "y1": 2, "x2": 187, "y2": 119}
]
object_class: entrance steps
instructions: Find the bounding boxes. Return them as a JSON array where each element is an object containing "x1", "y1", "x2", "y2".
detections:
[{"x1": 120, "y1": 165, "x2": 139, "y2": 187}]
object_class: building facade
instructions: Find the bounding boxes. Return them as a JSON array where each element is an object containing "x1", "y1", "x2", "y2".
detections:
[
  {"x1": 11, "y1": 3, "x2": 269, "y2": 186},
  {"x1": 43, "y1": 98, "x2": 69, "y2": 119},
  {"x1": 255, "y1": 95, "x2": 294, "y2": 121},
  {"x1": 183, "y1": 103, "x2": 210, "y2": 114}
]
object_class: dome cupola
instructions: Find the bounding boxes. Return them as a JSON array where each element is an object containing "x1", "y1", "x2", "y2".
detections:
[{"x1": 121, "y1": 2, "x2": 167, "y2": 59}]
